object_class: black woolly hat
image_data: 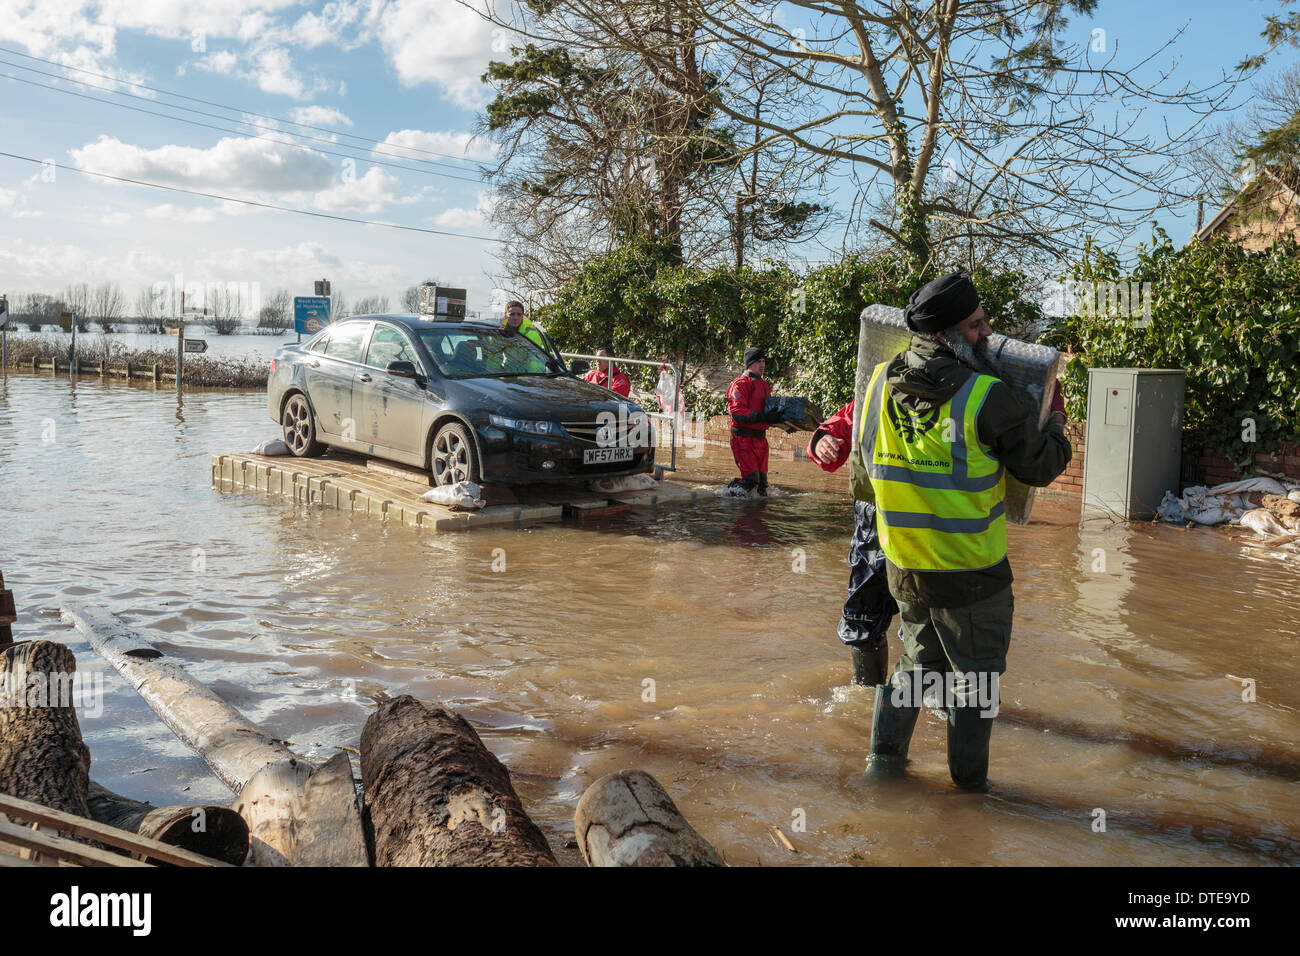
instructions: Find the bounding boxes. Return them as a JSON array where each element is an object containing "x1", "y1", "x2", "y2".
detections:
[
  {"x1": 743, "y1": 346, "x2": 766, "y2": 367},
  {"x1": 904, "y1": 271, "x2": 980, "y2": 332}
]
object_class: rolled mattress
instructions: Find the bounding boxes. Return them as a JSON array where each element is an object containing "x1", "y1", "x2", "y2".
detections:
[{"x1": 853, "y1": 303, "x2": 1061, "y2": 525}]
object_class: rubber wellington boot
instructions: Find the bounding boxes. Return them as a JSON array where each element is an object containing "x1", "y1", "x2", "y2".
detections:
[
  {"x1": 848, "y1": 640, "x2": 887, "y2": 687},
  {"x1": 946, "y1": 705, "x2": 995, "y2": 792},
  {"x1": 865, "y1": 683, "x2": 920, "y2": 777},
  {"x1": 757, "y1": 474, "x2": 769, "y2": 497}
]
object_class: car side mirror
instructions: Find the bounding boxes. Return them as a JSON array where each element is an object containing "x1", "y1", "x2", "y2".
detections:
[
  {"x1": 387, "y1": 360, "x2": 426, "y2": 387},
  {"x1": 569, "y1": 360, "x2": 590, "y2": 375}
]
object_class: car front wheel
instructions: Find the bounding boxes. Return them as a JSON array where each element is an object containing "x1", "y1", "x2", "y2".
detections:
[
  {"x1": 430, "y1": 422, "x2": 479, "y2": 486},
  {"x1": 282, "y1": 393, "x2": 325, "y2": 457}
]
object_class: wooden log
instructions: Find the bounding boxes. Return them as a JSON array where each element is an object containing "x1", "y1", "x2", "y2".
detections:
[
  {"x1": 87, "y1": 781, "x2": 249, "y2": 865},
  {"x1": 234, "y1": 752, "x2": 369, "y2": 867},
  {"x1": 360, "y1": 696, "x2": 557, "y2": 866},
  {"x1": 59, "y1": 602, "x2": 291, "y2": 791},
  {"x1": 574, "y1": 770, "x2": 725, "y2": 867},
  {"x1": 59, "y1": 603, "x2": 368, "y2": 867},
  {"x1": 0, "y1": 641, "x2": 91, "y2": 819}
]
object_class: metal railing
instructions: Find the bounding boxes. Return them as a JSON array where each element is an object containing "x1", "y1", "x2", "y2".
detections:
[{"x1": 560, "y1": 352, "x2": 682, "y2": 474}]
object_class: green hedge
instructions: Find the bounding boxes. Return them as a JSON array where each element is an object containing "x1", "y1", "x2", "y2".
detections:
[
  {"x1": 1046, "y1": 232, "x2": 1300, "y2": 466},
  {"x1": 535, "y1": 240, "x2": 1043, "y2": 412}
]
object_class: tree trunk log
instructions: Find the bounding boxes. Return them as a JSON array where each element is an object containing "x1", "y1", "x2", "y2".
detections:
[
  {"x1": 574, "y1": 770, "x2": 725, "y2": 866},
  {"x1": 0, "y1": 641, "x2": 91, "y2": 818},
  {"x1": 87, "y1": 781, "x2": 249, "y2": 865},
  {"x1": 232, "y1": 753, "x2": 369, "y2": 867},
  {"x1": 60, "y1": 603, "x2": 368, "y2": 867},
  {"x1": 360, "y1": 696, "x2": 557, "y2": 866},
  {"x1": 59, "y1": 602, "x2": 291, "y2": 791}
]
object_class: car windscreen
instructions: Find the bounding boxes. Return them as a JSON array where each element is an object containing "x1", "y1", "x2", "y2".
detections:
[{"x1": 416, "y1": 328, "x2": 550, "y2": 378}]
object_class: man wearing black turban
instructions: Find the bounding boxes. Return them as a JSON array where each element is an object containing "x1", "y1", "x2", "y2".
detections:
[{"x1": 858, "y1": 271, "x2": 1071, "y2": 792}]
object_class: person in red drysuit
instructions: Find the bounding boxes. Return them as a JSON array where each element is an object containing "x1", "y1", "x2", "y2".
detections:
[
  {"x1": 726, "y1": 346, "x2": 777, "y2": 495},
  {"x1": 582, "y1": 347, "x2": 631, "y2": 396}
]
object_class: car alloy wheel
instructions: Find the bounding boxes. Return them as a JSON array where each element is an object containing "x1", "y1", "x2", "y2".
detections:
[
  {"x1": 282, "y1": 393, "x2": 323, "y2": 457},
  {"x1": 431, "y1": 422, "x2": 478, "y2": 486}
]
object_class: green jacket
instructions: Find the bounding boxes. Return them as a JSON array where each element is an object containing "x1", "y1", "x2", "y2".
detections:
[{"x1": 852, "y1": 334, "x2": 1071, "y2": 609}]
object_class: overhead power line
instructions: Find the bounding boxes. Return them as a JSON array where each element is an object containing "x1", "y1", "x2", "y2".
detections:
[
  {"x1": 0, "y1": 44, "x2": 490, "y2": 168},
  {"x1": 0, "y1": 55, "x2": 483, "y2": 177},
  {"x1": 0, "y1": 70, "x2": 485, "y2": 185},
  {"x1": 0, "y1": 150, "x2": 504, "y2": 243}
]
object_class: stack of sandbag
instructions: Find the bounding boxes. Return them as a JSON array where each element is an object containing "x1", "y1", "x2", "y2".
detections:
[{"x1": 1158, "y1": 476, "x2": 1300, "y2": 532}]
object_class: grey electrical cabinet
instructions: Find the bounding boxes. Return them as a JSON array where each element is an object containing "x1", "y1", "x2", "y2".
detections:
[{"x1": 1082, "y1": 368, "x2": 1186, "y2": 519}]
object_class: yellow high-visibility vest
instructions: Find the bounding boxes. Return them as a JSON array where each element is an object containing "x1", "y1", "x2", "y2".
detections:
[
  {"x1": 859, "y1": 361, "x2": 1007, "y2": 571},
  {"x1": 503, "y1": 317, "x2": 548, "y2": 352}
]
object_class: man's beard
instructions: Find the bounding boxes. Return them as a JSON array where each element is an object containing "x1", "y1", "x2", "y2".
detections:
[{"x1": 938, "y1": 330, "x2": 998, "y2": 376}]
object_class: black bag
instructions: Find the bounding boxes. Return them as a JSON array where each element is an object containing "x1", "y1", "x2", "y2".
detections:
[{"x1": 763, "y1": 396, "x2": 824, "y2": 432}]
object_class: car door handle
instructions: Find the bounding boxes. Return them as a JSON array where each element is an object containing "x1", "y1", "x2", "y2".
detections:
[
  {"x1": 307, "y1": 359, "x2": 320, "y2": 368},
  {"x1": 358, "y1": 372, "x2": 372, "y2": 382}
]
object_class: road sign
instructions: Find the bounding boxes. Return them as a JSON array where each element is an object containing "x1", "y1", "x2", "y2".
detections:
[
  {"x1": 59, "y1": 311, "x2": 73, "y2": 331},
  {"x1": 294, "y1": 296, "x2": 331, "y2": 335},
  {"x1": 314, "y1": 279, "x2": 331, "y2": 297},
  {"x1": 184, "y1": 339, "x2": 208, "y2": 354},
  {"x1": 0, "y1": 296, "x2": 8, "y2": 330}
]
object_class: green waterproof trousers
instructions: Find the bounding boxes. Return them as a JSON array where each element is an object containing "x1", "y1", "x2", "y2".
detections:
[{"x1": 888, "y1": 585, "x2": 1014, "y2": 790}]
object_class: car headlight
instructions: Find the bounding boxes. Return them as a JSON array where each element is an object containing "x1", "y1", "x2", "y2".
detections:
[{"x1": 489, "y1": 415, "x2": 557, "y2": 435}]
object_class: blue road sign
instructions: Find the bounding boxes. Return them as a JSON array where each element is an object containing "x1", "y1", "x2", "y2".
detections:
[{"x1": 294, "y1": 296, "x2": 332, "y2": 335}]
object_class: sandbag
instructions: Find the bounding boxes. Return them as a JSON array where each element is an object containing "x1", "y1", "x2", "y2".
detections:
[
  {"x1": 590, "y1": 473, "x2": 659, "y2": 493},
  {"x1": 253, "y1": 439, "x2": 292, "y2": 456},
  {"x1": 420, "y1": 481, "x2": 486, "y2": 510},
  {"x1": 854, "y1": 304, "x2": 1061, "y2": 525},
  {"x1": 1241, "y1": 509, "x2": 1289, "y2": 537},
  {"x1": 1207, "y1": 477, "x2": 1288, "y2": 497}
]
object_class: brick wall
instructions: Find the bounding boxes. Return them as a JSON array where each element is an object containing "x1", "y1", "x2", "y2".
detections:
[{"x1": 1042, "y1": 423, "x2": 1300, "y2": 497}]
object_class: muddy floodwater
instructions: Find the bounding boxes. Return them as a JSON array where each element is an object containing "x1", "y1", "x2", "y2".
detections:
[{"x1": 2, "y1": 372, "x2": 1298, "y2": 866}]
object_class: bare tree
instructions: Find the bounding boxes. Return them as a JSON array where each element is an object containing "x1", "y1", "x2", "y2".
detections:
[
  {"x1": 210, "y1": 284, "x2": 242, "y2": 334},
  {"x1": 258, "y1": 289, "x2": 292, "y2": 332},
  {"x1": 489, "y1": 0, "x2": 1244, "y2": 275},
  {"x1": 1185, "y1": 65, "x2": 1300, "y2": 229},
  {"x1": 329, "y1": 292, "x2": 350, "y2": 323},
  {"x1": 352, "y1": 295, "x2": 391, "y2": 315},
  {"x1": 134, "y1": 286, "x2": 166, "y2": 333},
  {"x1": 90, "y1": 281, "x2": 125, "y2": 333},
  {"x1": 64, "y1": 282, "x2": 91, "y2": 331}
]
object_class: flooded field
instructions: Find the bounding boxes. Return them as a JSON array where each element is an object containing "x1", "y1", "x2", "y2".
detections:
[{"x1": 1, "y1": 371, "x2": 1297, "y2": 866}]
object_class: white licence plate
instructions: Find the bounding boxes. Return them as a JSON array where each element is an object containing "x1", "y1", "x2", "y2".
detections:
[{"x1": 583, "y1": 446, "x2": 635, "y2": 465}]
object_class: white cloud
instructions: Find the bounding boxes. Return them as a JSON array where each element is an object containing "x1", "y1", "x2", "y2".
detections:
[
  {"x1": 377, "y1": 0, "x2": 499, "y2": 108},
  {"x1": 145, "y1": 203, "x2": 218, "y2": 223},
  {"x1": 433, "y1": 190, "x2": 496, "y2": 229},
  {"x1": 69, "y1": 135, "x2": 336, "y2": 193},
  {"x1": 290, "y1": 105, "x2": 353, "y2": 128},
  {"x1": 378, "y1": 129, "x2": 496, "y2": 163},
  {"x1": 250, "y1": 46, "x2": 324, "y2": 99},
  {"x1": 0, "y1": 188, "x2": 16, "y2": 207},
  {"x1": 198, "y1": 50, "x2": 239, "y2": 74},
  {"x1": 313, "y1": 166, "x2": 402, "y2": 212}
]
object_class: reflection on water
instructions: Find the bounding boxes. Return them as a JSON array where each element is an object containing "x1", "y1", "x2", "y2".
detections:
[{"x1": 1, "y1": 372, "x2": 1298, "y2": 866}]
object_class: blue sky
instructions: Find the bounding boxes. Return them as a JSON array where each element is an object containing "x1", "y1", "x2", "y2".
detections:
[{"x1": 0, "y1": 1, "x2": 1293, "y2": 315}]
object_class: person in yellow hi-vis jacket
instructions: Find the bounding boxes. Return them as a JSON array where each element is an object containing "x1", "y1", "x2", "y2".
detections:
[{"x1": 855, "y1": 271, "x2": 1070, "y2": 791}]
